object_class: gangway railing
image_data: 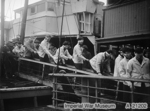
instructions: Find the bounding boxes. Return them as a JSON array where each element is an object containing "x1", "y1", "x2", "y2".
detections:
[{"x1": 18, "y1": 58, "x2": 150, "y2": 111}]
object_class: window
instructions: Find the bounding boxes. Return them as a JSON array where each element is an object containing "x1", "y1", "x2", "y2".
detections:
[
  {"x1": 47, "y1": 2, "x2": 54, "y2": 11},
  {"x1": 37, "y1": 3, "x2": 45, "y2": 13},
  {"x1": 78, "y1": 12, "x2": 93, "y2": 34},
  {"x1": 31, "y1": 6, "x2": 36, "y2": 14}
]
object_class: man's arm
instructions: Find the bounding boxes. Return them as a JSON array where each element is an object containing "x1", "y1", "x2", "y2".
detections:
[
  {"x1": 96, "y1": 54, "x2": 102, "y2": 74},
  {"x1": 127, "y1": 60, "x2": 132, "y2": 78},
  {"x1": 60, "y1": 48, "x2": 69, "y2": 60},
  {"x1": 66, "y1": 50, "x2": 72, "y2": 59},
  {"x1": 40, "y1": 43, "x2": 53, "y2": 58},
  {"x1": 76, "y1": 46, "x2": 87, "y2": 61},
  {"x1": 25, "y1": 42, "x2": 35, "y2": 52},
  {"x1": 119, "y1": 61, "x2": 128, "y2": 78}
]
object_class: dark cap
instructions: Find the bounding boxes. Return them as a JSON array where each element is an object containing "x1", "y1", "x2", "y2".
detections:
[
  {"x1": 34, "y1": 39, "x2": 40, "y2": 43},
  {"x1": 77, "y1": 37, "x2": 84, "y2": 41},
  {"x1": 119, "y1": 47, "x2": 125, "y2": 52},
  {"x1": 106, "y1": 50, "x2": 113, "y2": 54},
  {"x1": 124, "y1": 47, "x2": 132, "y2": 53},
  {"x1": 134, "y1": 47, "x2": 143, "y2": 54},
  {"x1": 83, "y1": 45, "x2": 88, "y2": 50},
  {"x1": 63, "y1": 41, "x2": 70, "y2": 46}
]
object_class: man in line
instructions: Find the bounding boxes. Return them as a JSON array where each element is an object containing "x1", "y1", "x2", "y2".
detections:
[
  {"x1": 89, "y1": 50, "x2": 114, "y2": 76},
  {"x1": 127, "y1": 47, "x2": 150, "y2": 102},
  {"x1": 73, "y1": 37, "x2": 88, "y2": 70},
  {"x1": 114, "y1": 47, "x2": 124, "y2": 77},
  {"x1": 24, "y1": 38, "x2": 37, "y2": 59},
  {"x1": 118, "y1": 47, "x2": 132, "y2": 102},
  {"x1": 38, "y1": 35, "x2": 54, "y2": 62},
  {"x1": 82, "y1": 45, "x2": 92, "y2": 69},
  {"x1": 53, "y1": 41, "x2": 72, "y2": 65},
  {"x1": 12, "y1": 41, "x2": 25, "y2": 57}
]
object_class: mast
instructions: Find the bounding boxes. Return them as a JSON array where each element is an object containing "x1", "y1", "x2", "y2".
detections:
[
  {"x1": 20, "y1": 0, "x2": 29, "y2": 44},
  {"x1": 1, "y1": 0, "x2": 5, "y2": 47},
  {"x1": 56, "y1": 0, "x2": 66, "y2": 71},
  {"x1": 0, "y1": 0, "x2": 5, "y2": 78}
]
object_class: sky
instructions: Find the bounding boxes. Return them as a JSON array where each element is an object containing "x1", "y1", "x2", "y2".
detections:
[{"x1": 0, "y1": 0, "x2": 107, "y2": 21}]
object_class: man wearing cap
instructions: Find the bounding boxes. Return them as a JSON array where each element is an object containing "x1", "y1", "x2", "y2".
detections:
[
  {"x1": 38, "y1": 35, "x2": 54, "y2": 62},
  {"x1": 89, "y1": 50, "x2": 114, "y2": 76},
  {"x1": 73, "y1": 37, "x2": 88, "y2": 70},
  {"x1": 127, "y1": 47, "x2": 150, "y2": 102},
  {"x1": 12, "y1": 41, "x2": 25, "y2": 57},
  {"x1": 118, "y1": 47, "x2": 132, "y2": 102},
  {"x1": 24, "y1": 38, "x2": 37, "y2": 59},
  {"x1": 114, "y1": 47, "x2": 124, "y2": 77},
  {"x1": 53, "y1": 41, "x2": 72, "y2": 65}
]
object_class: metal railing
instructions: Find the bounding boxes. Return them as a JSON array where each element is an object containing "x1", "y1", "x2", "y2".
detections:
[{"x1": 18, "y1": 58, "x2": 150, "y2": 111}]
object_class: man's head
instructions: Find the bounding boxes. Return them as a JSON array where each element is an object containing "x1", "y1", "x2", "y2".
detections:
[
  {"x1": 16, "y1": 41, "x2": 22, "y2": 48},
  {"x1": 63, "y1": 41, "x2": 70, "y2": 49},
  {"x1": 34, "y1": 39, "x2": 40, "y2": 47},
  {"x1": 77, "y1": 37, "x2": 84, "y2": 46},
  {"x1": 144, "y1": 48, "x2": 150, "y2": 58},
  {"x1": 82, "y1": 45, "x2": 88, "y2": 51},
  {"x1": 49, "y1": 42, "x2": 55, "y2": 49},
  {"x1": 119, "y1": 47, "x2": 125, "y2": 57},
  {"x1": 124, "y1": 47, "x2": 132, "y2": 59},
  {"x1": 45, "y1": 35, "x2": 52, "y2": 42},
  {"x1": 134, "y1": 47, "x2": 144, "y2": 60},
  {"x1": 106, "y1": 50, "x2": 114, "y2": 59}
]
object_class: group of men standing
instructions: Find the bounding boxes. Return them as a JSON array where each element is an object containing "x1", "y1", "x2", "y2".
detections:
[
  {"x1": 114, "y1": 45, "x2": 150, "y2": 102},
  {"x1": 5, "y1": 34, "x2": 150, "y2": 103}
]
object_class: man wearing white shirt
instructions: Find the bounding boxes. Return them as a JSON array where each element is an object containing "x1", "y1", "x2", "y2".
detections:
[
  {"x1": 127, "y1": 47, "x2": 150, "y2": 102},
  {"x1": 72, "y1": 37, "x2": 88, "y2": 70},
  {"x1": 38, "y1": 35, "x2": 54, "y2": 62},
  {"x1": 118, "y1": 47, "x2": 132, "y2": 102},
  {"x1": 114, "y1": 47, "x2": 124, "y2": 77},
  {"x1": 13, "y1": 41, "x2": 25, "y2": 57},
  {"x1": 89, "y1": 50, "x2": 113, "y2": 76},
  {"x1": 54, "y1": 41, "x2": 72, "y2": 65}
]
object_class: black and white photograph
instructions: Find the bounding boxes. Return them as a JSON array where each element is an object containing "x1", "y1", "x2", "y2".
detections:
[{"x1": 0, "y1": 0, "x2": 150, "y2": 111}]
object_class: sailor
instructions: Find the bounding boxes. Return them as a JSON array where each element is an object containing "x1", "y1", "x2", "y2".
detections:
[
  {"x1": 24, "y1": 38, "x2": 37, "y2": 59},
  {"x1": 118, "y1": 47, "x2": 132, "y2": 102},
  {"x1": 72, "y1": 37, "x2": 88, "y2": 70},
  {"x1": 53, "y1": 41, "x2": 72, "y2": 65},
  {"x1": 127, "y1": 47, "x2": 150, "y2": 102},
  {"x1": 89, "y1": 50, "x2": 114, "y2": 76},
  {"x1": 38, "y1": 35, "x2": 54, "y2": 62},
  {"x1": 12, "y1": 41, "x2": 25, "y2": 57},
  {"x1": 114, "y1": 47, "x2": 124, "y2": 77}
]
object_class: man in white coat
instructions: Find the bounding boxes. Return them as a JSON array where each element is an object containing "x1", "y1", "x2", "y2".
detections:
[
  {"x1": 54, "y1": 41, "x2": 72, "y2": 65},
  {"x1": 118, "y1": 47, "x2": 132, "y2": 102},
  {"x1": 89, "y1": 50, "x2": 114, "y2": 76},
  {"x1": 73, "y1": 37, "x2": 88, "y2": 70},
  {"x1": 38, "y1": 35, "x2": 54, "y2": 62},
  {"x1": 114, "y1": 47, "x2": 124, "y2": 77},
  {"x1": 127, "y1": 47, "x2": 150, "y2": 102}
]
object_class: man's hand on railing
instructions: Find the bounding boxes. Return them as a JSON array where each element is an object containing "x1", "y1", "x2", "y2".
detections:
[{"x1": 98, "y1": 72, "x2": 102, "y2": 76}]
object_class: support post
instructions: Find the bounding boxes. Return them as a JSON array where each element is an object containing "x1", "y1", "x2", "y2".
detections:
[
  {"x1": 20, "y1": 0, "x2": 29, "y2": 44},
  {"x1": 0, "y1": 0, "x2": 5, "y2": 78}
]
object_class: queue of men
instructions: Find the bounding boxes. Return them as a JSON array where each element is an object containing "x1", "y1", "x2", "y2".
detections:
[
  {"x1": 114, "y1": 46, "x2": 150, "y2": 103},
  {"x1": 1, "y1": 34, "x2": 150, "y2": 103}
]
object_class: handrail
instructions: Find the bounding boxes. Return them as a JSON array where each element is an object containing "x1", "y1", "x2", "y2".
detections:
[
  {"x1": 19, "y1": 58, "x2": 97, "y2": 76},
  {"x1": 49, "y1": 73, "x2": 150, "y2": 83},
  {"x1": 19, "y1": 58, "x2": 150, "y2": 83}
]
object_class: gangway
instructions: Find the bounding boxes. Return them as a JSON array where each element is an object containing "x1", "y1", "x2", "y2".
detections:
[{"x1": 17, "y1": 58, "x2": 150, "y2": 111}]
